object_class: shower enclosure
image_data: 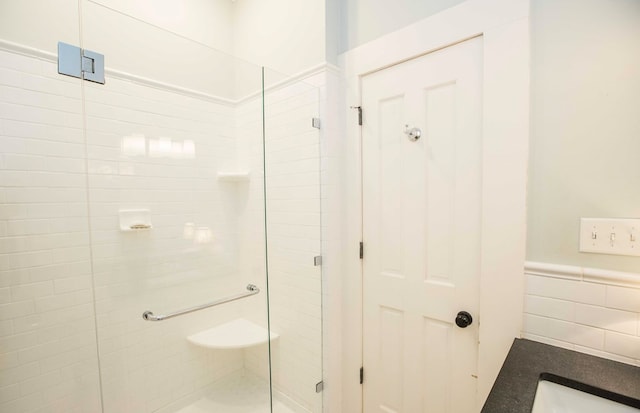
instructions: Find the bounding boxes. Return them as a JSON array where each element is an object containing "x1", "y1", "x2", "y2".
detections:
[{"x1": 0, "y1": 2, "x2": 323, "y2": 412}]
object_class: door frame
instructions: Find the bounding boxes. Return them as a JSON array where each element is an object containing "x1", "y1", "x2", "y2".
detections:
[{"x1": 339, "y1": 1, "x2": 530, "y2": 411}]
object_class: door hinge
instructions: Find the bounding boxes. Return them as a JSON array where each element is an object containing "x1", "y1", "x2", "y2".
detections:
[
  {"x1": 350, "y1": 106, "x2": 363, "y2": 126},
  {"x1": 313, "y1": 255, "x2": 322, "y2": 266},
  {"x1": 359, "y1": 242, "x2": 364, "y2": 259},
  {"x1": 58, "y1": 42, "x2": 105, "y2": 84},
  {"x1": 312, "y1": 117, "x2": 321, "y2": 129},
  {"x1": 315, "y1": 380, "x2": 324, "y2": 393},
  {"x1": 359, "y1": 367, "x2": 364, "y2": 384}
]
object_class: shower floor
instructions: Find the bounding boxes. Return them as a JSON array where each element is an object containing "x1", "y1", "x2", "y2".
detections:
[{"x1": 176, "y1": 372, "x2": 298, "y2": 413}]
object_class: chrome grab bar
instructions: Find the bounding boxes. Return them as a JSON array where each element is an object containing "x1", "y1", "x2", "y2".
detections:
[{"x1": 142, "y1": 284, "x2": 260, "y2": 322}]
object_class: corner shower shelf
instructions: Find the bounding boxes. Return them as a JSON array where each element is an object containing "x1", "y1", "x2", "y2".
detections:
[
  {"x1": 187, "y1": 318, "x2": 278, "y2": 349},
  {"x1": 217, "y1": 171, "x2": 250, "y2": 182}
]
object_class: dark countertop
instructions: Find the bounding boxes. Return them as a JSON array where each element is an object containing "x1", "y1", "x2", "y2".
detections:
[{"x1": 481, "y1": 338, "x2": 640, "y2": 413}]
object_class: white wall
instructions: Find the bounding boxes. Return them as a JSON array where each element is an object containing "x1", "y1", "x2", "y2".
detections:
[
  {"x1": 325, "y1": 0, "x2": 340, "y2": 65},
  {"x1": 527, "y1": 0, "x2": 640, "y2": 273},
  {"x1": 233, "y1": 0, "x2": 326, "y2": 76},
  {"x1": 81, "y1": 1, "x2": 245, "y2": 99},
  {"x1": 520, "y1": 0, "x2": 640, "y2": 372},
  {"x1": 0, "y1": 0, "x2": 81, "y2": 54},
  {"x1": 339, "y1": 0, "x2": 466, "y2": 52},
  {"x1": 89, "y1": 0, "x2": 235, "y2": 55},
  {"x1": 93, "y1": 0, "x2": 330, "y2": 77}
]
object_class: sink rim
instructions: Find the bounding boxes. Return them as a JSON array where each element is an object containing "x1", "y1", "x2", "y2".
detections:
[{"x1": 534, "y1": 373, "x2": 640, "y2": 410}]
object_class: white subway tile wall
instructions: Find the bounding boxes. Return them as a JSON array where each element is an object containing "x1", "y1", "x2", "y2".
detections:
[
  {"x1": 524, "y1": 267, "x2": 640, "y2": 367},
  {"x1": 265, "y1": 79, "x2": 322, "y2": 413},
  {"x1": 83, "y1": 75, "x2": 265, "y2": 412},
  {"x1": 238, "y1": 76, "x2": 323, "y2": 412},
  {"x1": 0, "y1": 50, "x2": 102, "y2": 413},
  {"x1": 1, "y1": 46, "x2": 323, "y2": 413}
]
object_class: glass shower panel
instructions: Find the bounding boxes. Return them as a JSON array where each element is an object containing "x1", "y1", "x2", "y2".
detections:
[
  {"x1": 260, "y1": 69, "x2": 324, "y2": 413},
  {"x1": 80, "y1": 2, "x2": 271, "y2": 412},
  {"x1": 0, "y1": 1, "x2": 102, "y2": 412}
]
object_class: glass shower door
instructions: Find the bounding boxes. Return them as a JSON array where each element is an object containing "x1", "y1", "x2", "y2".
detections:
[
  {"x1": 0, "y1": 2, "x2": 103, "y2": 412},
  {"x1": 0, "y1": 1, "x2": 324, "y2": 412},
  {"x1": 261, "y1": 69, "x2": 324, "y2": 413},
  {"x1": 80, "y1": 2, "x2": 273, "y2": 412}
]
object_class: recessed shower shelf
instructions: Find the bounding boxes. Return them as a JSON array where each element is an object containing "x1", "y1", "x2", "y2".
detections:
[
  {"x1": 187, "y1": 318, "x2": 278, "y2": 349},
  {"x1": 118, "y1": 209, "x2": 152, "y2": 231},
  {"x1": 217, "y1": 171, "x2": 250, "y2": 182}
]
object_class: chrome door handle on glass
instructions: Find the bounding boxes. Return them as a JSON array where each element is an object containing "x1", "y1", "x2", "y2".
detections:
[{"x1": 142, "y1": 284, "x2": 260, "y2": 321}]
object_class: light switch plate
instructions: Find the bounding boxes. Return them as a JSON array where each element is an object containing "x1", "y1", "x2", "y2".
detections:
[{"x1": 579, "y1": 218, "x2": 640, "y2": 257}]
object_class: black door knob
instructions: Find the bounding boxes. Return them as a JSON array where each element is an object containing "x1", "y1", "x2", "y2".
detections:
[{"x1": 455, "y1": 311, "x2": 473, "y2": 328}]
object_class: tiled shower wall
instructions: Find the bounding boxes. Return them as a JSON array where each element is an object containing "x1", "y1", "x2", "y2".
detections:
[
  {"x1": 0, "y1": 46, "x2": 270, "y2": 413},
  {"x1": 523, "y1": 262, "x2": 640, "y2": 366},
  {"x1": 0, "y1": 48, "x2": 102, "y2": 413},
  {"x1": 83, "y1": 75, "x2": 254, "y2": 413},
  {"x1": 1, "y1": 44, "x2": 323, "y2": 413},
  {"x1": 239, "y1": 76, "x2": 323, "y2": 412}
]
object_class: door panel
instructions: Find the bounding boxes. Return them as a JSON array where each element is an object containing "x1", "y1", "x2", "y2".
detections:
[{"x1": 362, "y1": 37, "x2": 483, "y2": 413}]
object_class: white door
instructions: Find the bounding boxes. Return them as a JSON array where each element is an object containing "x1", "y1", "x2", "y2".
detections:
[{"x1": 362, "y1": 37, "x2": 483, "y2": 413}]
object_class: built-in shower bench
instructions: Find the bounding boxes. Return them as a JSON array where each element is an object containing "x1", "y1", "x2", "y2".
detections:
[{"x1": 187, "y1": 318, "x2": 279, "y2": 349}]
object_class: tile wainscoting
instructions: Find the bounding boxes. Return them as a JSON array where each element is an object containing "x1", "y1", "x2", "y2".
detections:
[{"x1": 523, "y1": 261, "x2": 640, "y2": 366}]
